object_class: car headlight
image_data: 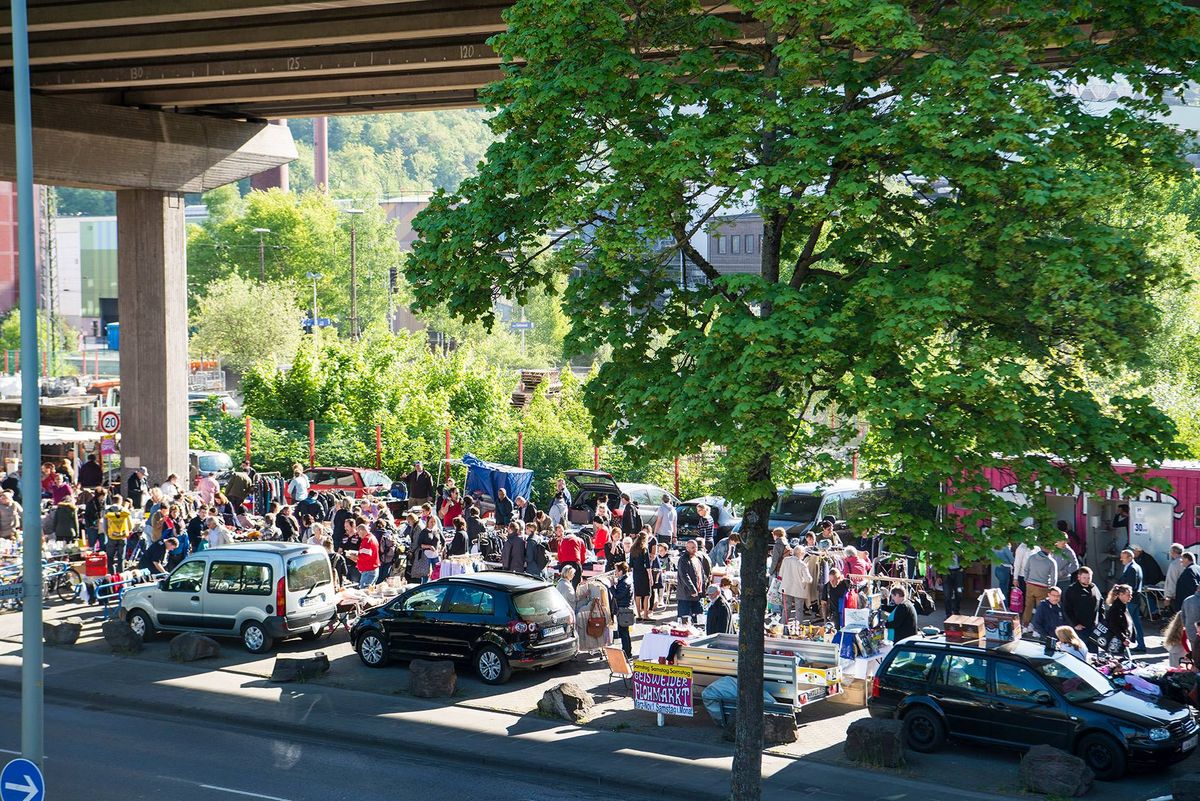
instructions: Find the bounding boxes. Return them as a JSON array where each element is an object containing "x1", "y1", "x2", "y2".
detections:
[{"x1": 1149, "y1": 727, "x2": 1171, "y2": 742}]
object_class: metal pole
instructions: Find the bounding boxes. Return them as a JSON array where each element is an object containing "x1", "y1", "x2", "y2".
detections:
[
  {"x1": 244, "y1": 416, "x2": 251, "y2": 464},
  {"x1": 674, "y1": 457, "x2": 680, "y2": 498},
  {"x1": 594, "y1": 447, "x2": 600, "y2": 471},
  {"x1": 375, "y1": 424, "x2": 382, "y2": 470},
  {"x1": 13, "y1": 0, "x2": 44, "y2": 766},
  {"x1": 308, "y1": 420, "x2": 316, "y2": 469},
  {"x1": 517, "y1": 431, "x2": 524, "y2": 469},
  {"x1": 258, "y1": 233, "x2": 265, "y2": 282},
  {"x1": 349, "y1": 220, "x2": 359, "y2": 341}
]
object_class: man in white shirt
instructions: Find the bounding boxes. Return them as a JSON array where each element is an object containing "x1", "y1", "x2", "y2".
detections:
[
  {"x1": 654, "y1": 494, "x2": 677, "y2": 543},
  {"x1": 287, "y1": 463, "x2": 310, "y2": 503},
  {"x1": 159, "y1": 474, "x2": 180, "y2": 502},
  {"x1": 1165, "y1": 542, "x2": 1186, "y2": 612}
]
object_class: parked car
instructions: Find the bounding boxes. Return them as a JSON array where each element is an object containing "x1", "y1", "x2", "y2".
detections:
[
  {"x1": 676, "y1": 496, "x2": 741, "y2": 546},
  {"x1": 868, "y1": 635, "x2": 1198, "y2": 779},
  {"x1": 563, "y1": 470, "x2": 679, "y2": 529},
  {"x1": 304, "y1": 466, "x2": 392, "y2": 499},
  {"x1": 189, "y1": 448, "x2": 233, "y2": 484},
  {"x1": 121, "y1": 542, "x2": 336, "y2": 654},
  {"x1": 351, "y1": 571, "x2": 577, "y2": 684},
  {"x1": 730, "y1": 479, "x2": 878, "y2": 538}
]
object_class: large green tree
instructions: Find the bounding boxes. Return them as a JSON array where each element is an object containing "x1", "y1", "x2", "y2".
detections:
[
  {"x1": 188, "y1": 188, "x2": 402, "y2": 337},
  {"x1": 190, "y1": 275, "x2": 306, "y2": 372},
  {"x1": 408, "y1": 2, "x2": 1199, "y2": 797}
]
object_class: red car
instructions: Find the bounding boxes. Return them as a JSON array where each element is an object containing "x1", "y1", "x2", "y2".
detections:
[{"x1": 303, "y1": 467, "x2": 392, "y2": 499}]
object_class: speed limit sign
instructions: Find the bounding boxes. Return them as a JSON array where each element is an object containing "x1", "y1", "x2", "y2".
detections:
[{"x1": 97, "y1": 409, "x2": 121, "y2": 434}]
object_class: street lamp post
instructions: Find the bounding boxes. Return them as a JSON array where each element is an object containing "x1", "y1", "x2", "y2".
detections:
[
  {"x1": 345, "y1": 209, "x2": 364, "y2": 340},
  {"x1": 251, "y1": 227, "x2": 271, "y2": 281},
  {"x1": 306, "y1": 271, "x2": 323, "y2": 358}
]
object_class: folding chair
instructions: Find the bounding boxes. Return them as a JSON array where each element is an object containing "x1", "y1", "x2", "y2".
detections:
[{"x1": 604, "y1": 645, "x2": 633, "y2": 691}]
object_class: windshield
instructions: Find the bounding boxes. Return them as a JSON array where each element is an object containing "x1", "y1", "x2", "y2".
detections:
[
  {"x1": 287, "y1": 553, "x2": 332, "y2": 592},
  {"x1": 677, "y1": 505, "x2": 700, "y2": 527},
  {"x1": 198, "y1": 453, "x2": 233, "y2": 473},
  {"x1": 773, "y1": 492, "x2": 822, "y2": 523},
  {"x1": 513, "y1": 587, "x2": 571, "y2": 623},
  {"x1": 1035, "y1": 654, "x2": 1115, "y2": 703}
]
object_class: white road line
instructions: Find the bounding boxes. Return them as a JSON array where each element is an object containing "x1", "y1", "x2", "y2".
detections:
[{"x1": 199, "y1": 785, "x2": 294, "y2": 801}]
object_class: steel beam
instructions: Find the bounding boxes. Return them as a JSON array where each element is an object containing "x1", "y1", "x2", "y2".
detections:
[
  {"x1": 0, "y1": 5, "x2": 509, "y2": 66},
  {"x1": 0, "y1": 90, "x2": 297, "y2": 190},
  {"x1": 122, "y1": 67, "x2": 505, "y2": 107},
  {"x1": 31, "y1": 40, "x2": 500, "y2": 90}
]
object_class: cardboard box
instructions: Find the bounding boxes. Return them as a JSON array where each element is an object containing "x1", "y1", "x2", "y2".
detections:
[
  {"x1": 983, "y1": 610, "x2": 1022, "y2": 643},
  {"x1": 944, "y1": 614, "x2": 986, "y2": 642}
]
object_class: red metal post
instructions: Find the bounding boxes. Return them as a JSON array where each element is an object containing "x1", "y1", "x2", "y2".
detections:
[
  {"x1": 593, "y1": 447, "x2": 599, "y2": 470},
  {"x1": 3, "y1": 350, "x2": 8, "y2": 374},
  {"x1": 444, "y1": 427, "x2": 452, "y2": 478},
  {"x1": 517, "y1": 431, "x2": 524, "y2": 469},
  {"x1": 308, "y1": 420, "x2": 316, "y2": 468},
  {"x1": 852, "y1": 451, "x2": 859, "y2": 480},
  {"x1": 375, "y1": 424, "x2": 382, "y2": 470},
  {"x1": 674, "y1": 457, "x2": 681, "y2": 498},
  {"x1": 244, "y1": 417, "x2": 251, "y2": 464},
  {"x1": 41, "y1": 350, "x2": 47, "y2": 376}
]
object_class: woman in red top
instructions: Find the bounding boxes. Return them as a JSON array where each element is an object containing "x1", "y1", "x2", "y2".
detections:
[
  {"x1": 440, "y1": 488, "x2": 463, "y2": 528},
  {"x1": 591, "y1": 515, "x2": 608, "y2": 561}
]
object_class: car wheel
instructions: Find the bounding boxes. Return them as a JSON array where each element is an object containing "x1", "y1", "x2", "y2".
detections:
[
  {"x1": 356, "y1": 631, "x2": 389, "y2": 668},
  {"x1": 1077, "y1": 732, "x2": 1127, "y2": 780},
  {"x1": 241, "y1": 620, "x2": 274, "y2": 654},
  {"x1": 475, "y1": 644, "x2": 512, "y2": 685},
  {"x1": 126, "y1": 609, "x2": 154, "y2": 641},
  {"x1": 902, "y1": 707, "x2": 946, "y2": 753}
]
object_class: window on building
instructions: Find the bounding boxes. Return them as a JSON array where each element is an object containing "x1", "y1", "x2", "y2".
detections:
[
  {"x1": 731, "y1": 235, "x2": 742, "y2": 254},
  {"x1": 716, "y1": 236, "x2": 726, "y2": 255},
  {"x1": 745, "y1": 235, "x2": 754, "y2": 254}
]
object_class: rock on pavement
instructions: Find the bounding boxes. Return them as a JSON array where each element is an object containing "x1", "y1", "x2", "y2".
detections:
[
  {"x1": 409, "y1": 659, "x2": 456, "y2": 698},
  {"x1": 101, "y1": 619, "x2": 143, "y2": 653},
  {"x1": 169, "y1": 632, "x2": 221, "y2": 662},
  {"x1": 43, "y1": 617, "x2": 83, "y2": 646},
  {"x1": 844, "y1": 718, "x2": 906, "y2": 768},
  {"x1": 270, "y1": 653, "x2": 331, "y2": 683},
  {"x1": 763, "y1": 712, "x2": 799, "y2": 745},
  {"x1": 537, "y1": 682, "x2": 594, "y2": 723},
  {"x1": 1018, "y1": 744, "x2": 1093, "y2": 797}
]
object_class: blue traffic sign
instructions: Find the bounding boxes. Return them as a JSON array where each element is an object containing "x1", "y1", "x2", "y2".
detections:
[
  {"x1": 1, "y1": 758, "x2": 44, "y2": 801},
  {"x1": 509, "y1": 321, "x2": 534, "y2": 331},
  {"x1": 301, "y1": 317, "x2": 333, "y2": 328}
]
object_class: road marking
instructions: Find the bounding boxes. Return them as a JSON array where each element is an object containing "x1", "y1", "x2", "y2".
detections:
[{"x1": 199, "y1": 785, "x2": 294, "y2": 801}]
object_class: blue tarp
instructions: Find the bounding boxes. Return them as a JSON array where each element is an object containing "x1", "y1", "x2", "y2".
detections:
[{"x1": 462, "y1": 453, "x2": 534, "y2": 503}]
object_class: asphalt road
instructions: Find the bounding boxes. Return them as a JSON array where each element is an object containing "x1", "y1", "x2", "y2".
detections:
[{"x1": 0, "y1": 693, "x2": 660, "y2": 801}]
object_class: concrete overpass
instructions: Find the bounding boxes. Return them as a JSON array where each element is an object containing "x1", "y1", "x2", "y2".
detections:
[{"x1": 0, "y1": 0, "x2": 526, "y2": 482}]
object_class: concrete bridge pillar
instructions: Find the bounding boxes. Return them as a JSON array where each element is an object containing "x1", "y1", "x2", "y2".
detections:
[{"x1": 116, "y1": 189, "x2": 189, "y2": 486}]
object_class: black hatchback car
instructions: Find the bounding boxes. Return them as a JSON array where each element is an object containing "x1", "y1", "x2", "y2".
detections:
[
  {"x1": 351, "y1": 572, "x2": 577, "y2": 685},
  {"x1": 867, "y1": 636, "x2": 1198, "y2": 779}
]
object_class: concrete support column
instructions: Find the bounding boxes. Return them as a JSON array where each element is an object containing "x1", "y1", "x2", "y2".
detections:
[{"x1": 116, "y1": 189, "x2": 188, "y2": 485}]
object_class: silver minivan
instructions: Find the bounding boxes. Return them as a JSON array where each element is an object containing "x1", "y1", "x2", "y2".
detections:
[{"x1": 121, "y1": 542, "x2": 337, "y2": 653}]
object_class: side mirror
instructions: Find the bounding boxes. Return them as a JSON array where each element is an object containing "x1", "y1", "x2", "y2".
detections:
[{"x1": 1034, "y1": 690, "x2": 1054, "y2": 706}]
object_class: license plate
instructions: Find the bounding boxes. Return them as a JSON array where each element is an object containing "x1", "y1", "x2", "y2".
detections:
[
  {"x1": 300, "y1": 594, "x2": 323, "y2": 607},
  {"x1": 542, "y1": 625, "x2": 565, "y2": 638},
  {"x1": 1184, "y1": 735, "x2": 1197, "y2": 750}
]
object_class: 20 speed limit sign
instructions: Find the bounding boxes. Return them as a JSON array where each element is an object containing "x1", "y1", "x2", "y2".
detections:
[{"x1": 97, "y1": 409, "x2": 121, "y2": 434}]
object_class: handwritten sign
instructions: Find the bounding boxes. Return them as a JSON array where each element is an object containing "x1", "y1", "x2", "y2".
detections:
[{"x1": 633, "y1": 660, "x2": 693, "y2": 717}]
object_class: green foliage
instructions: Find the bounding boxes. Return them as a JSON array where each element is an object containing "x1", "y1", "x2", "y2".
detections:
[
  {"x1": 187, "y1": 189, "x2": 402, "y2": 338},
  {"x1": 287, "y1": 111, "x2": 496, "y2": 196},
  {"x1": 190, "y1": 275, "x2": 306, "y2": 371},
  {"x1": 0, "y1": 309, "x2": 78, "y2": 365},
  {"x1": 55, "y1": 188, "x2": 114, "y2": 216}
]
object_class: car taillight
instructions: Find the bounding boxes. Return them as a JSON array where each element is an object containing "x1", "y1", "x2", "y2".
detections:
[
  {"x1": 276, "y1": 577, "x2": 287, "y2": 614},
  {"x1": 870, "y1": 676, "x2": 881, "y2": 699},
  {"x1": 508, "y1": 621, "x2": 531, "y2": 634}
]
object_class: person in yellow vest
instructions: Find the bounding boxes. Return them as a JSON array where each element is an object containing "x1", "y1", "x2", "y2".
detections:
[{"x1": 104, "y1": 494, "x2": 132, "y2": 572}]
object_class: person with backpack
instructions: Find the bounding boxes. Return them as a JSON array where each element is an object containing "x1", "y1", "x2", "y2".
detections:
[
  {"x1": 377, "y1": 521, "x2": 398, "y2": 583},
  {"x1": 500, "y1": 521, "x2": 526, "y2": 573},
  {"x1": 524, "y1": 522, "x2": 549, "y2": 578}
]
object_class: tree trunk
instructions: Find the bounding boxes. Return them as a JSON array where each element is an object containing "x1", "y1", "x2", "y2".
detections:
[{"x1": 729, "y1": 488, "x2": 775, "y2": 801}]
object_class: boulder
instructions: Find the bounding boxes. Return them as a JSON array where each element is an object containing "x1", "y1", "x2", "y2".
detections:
[
  {"x1": 408, "y1": 659, "x2": 456, "y2": 698},
  {"x1": 1173, "y1": 773, "x2": 1200, "y2": 801},
  {"x1": 269, "y1": 653, "x2": 330, "y2": 683},
  {"x1": 537, "y1": 682, "x2": 594, "y2": 723},
  {"x1": 43, "y1": 617, "x2": 83, "y2": 646},
  {"x1": 763, "y1": 712, "x2": 799, "y2": 745},
  {"x1": 844, "y1": 718, "x2": 906, "y2": 768},
  {"x1": 1018, "y1": 745, "x2": 1093, "y2": 797},
  {"x1": 169, "y1": 632, "x2": 221, "y2": 662},
  {"x1": 101, "y1": 619, "x2": 143, "y2": 653}
]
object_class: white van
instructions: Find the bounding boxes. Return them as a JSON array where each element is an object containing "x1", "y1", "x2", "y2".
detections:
[{"x1": 121, "y1": 542, "x2": 337, "y2": 653}]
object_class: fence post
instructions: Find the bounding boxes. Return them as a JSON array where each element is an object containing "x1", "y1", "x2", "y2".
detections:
[
  {"x1": 517, "y1": 430, "x2": 524, "y2": 469},
  {"x1": 852, "y1": 451, "x2": 859, "y2": 480},
  {"x1": 244, "y1": 417, "x2": 251, "y2": 465},
  {"x1": 674, "y1": 457, "x2": 680, "y2": 498},
  {"x1": 593, "y1": 446, "x2": 599, "y2": 470},
  {"x1": 308, "y1": 419, "x2": 316, "y2": 469},
  {"x1": 375, "y1": 423, "x2": 382, "y2": 470}
]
